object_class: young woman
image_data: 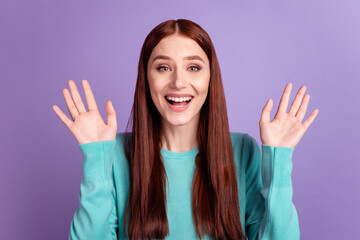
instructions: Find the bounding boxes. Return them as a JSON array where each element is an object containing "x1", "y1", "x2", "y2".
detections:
[{"x1": 52, "y1": 19, "x2": 319, "y2": 240}]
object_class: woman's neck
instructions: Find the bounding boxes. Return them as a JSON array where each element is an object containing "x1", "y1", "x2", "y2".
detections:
[{"x1": 160, "y1": 116, "x2": 199, "y2": 152}]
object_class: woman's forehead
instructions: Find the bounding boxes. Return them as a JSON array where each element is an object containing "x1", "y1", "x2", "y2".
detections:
[{"x1": 150, "y1": 35, "x2": 208, "y2": 62}]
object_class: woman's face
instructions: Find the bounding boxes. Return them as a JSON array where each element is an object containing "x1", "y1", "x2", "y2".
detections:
[{"x1": 147, "y1": 34, "x2": 210, "y2": 127}]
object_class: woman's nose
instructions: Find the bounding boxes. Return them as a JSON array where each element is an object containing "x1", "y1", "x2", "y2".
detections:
[{"x1": 170, "y1": 70, "x2": 187, "y2": 89}]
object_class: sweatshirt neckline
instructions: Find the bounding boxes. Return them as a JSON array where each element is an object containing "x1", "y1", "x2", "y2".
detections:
[{"x1": 160, "y1": 146, "x2": 199, "y2": 159}]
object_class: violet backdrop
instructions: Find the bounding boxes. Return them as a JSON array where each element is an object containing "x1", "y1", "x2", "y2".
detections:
[{"x1": 0, "y1": 0, "x2": 359, "y2": 239}]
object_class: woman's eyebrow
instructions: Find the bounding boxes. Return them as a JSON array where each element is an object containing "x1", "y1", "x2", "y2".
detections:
[
  {"x1": 152, "y1": 55, "x2": 205, "y2": 63},
  {"x1": 184, "y1": 55, "x2": 205, "y2": 63}
]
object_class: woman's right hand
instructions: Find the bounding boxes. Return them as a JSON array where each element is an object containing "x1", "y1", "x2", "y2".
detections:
[{"x1": 52, "y1": 79, "x2": 117, "y2": 145}]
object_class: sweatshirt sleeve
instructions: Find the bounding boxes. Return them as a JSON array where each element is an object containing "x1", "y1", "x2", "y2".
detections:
[
  {"x1": 68, "y1": 140, "x2": 118, "y2": 240},
  {"x1": 244, "y1": 135, "x2": 300, "y2": 240}
]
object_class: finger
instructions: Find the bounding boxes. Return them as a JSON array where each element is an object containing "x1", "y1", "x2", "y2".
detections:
[
  {"x1": 68, "y1": 80, "x2": 87, "y2": 113},
  {"x1": 275, "y1": 82, "x2": 292, "y2": 116},
  {"x1": 302, "y1": 109, "x2": 319, "y2": 130},
  {"x1": 106, "y1": 100, "x2": 117, "y2": 128},
  {"x1": 260, "y1": 98, "x2": 273, "y2": 125},
  {"x1": 288, "y1": 85, "x2": 307, "y2": 116},
  {"x1": 52, "y1": 105, "x2": 74, "y2": 130},
  {"x1": 63, "y1": 88, "x2": 79, "y2": 120},
  {"x1": 296, "y1": 94, "x2": 310, "y2": 122},
  {"x1": 82, "y1": 79, "x2": 99, "y2": 111}
]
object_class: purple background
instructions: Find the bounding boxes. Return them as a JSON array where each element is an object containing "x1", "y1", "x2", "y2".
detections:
[{"x1": 1, "y1": 0, "x2": 359, "y2": 239}]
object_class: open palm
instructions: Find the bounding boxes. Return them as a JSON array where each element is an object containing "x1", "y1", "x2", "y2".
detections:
[
  {"x1": 259, "y1": 82, "x2": 319, "y2": 148},
  {"x1": 52, "y1": 79, "x2": 117, "y2": 145}
]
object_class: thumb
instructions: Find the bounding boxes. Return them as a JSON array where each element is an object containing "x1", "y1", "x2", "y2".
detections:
[
  {"x1": 106, "y1": 100, "x2": 117, "y2": 127},
  {"x1": 260, "y1": 98, "x2": 272, "y2": 124}
]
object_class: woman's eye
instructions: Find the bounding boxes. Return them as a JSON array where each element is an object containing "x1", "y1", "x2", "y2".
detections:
[
  {"x1": 156, "y1": 66, "x2": 201, "y2": 72},
  {"x1": 157, "y1": 66, "x2": 170, "y2": 71},
  {"x1": 189, "y1": 66, "x2": 201, "y2": 72}
]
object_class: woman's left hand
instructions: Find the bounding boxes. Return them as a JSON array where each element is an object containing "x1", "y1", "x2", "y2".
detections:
[{"x1": 259, "y1": 82, "x2": 319, "y2": 148}]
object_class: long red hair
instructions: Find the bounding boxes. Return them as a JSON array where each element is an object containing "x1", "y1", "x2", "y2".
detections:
[{"x1": 122, "y1": 19, "x2": 245, "y2": 240}]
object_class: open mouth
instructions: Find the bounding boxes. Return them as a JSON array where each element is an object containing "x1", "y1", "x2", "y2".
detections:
[{"x1": 165, "y1": 96, "x2": 193, "y2": 106}]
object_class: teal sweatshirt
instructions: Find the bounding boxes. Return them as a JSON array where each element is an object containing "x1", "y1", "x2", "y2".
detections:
[{"x1": 68, "y1": 132, "x2": 300, "y2": 240}]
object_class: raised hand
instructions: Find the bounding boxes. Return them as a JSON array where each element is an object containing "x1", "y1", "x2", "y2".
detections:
[
  {"x1": 52, "y1": 79, "x2": 117, "y2": 145},
  {"x1": 259, "y1": 82, "x2": 319, "y2": 148}
]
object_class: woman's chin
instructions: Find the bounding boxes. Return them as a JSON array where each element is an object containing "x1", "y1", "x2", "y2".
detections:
[
  {"x1": 168, "y1": 120, "x2": 189, "y2": 127},
  {"x1": 163, "y1": 116, "x2": 191, "y2": 127}
]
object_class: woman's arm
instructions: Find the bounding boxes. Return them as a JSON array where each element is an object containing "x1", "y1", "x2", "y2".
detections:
[
  {"x1": 244, "y1": 134, "x2": 300, "y2": 240},
  {"x1": 68, "y1": 140, "x2": 118, "y2": 240},
  {"x1": 244, "y1": 82, "x2": 318, "y2": 239}
]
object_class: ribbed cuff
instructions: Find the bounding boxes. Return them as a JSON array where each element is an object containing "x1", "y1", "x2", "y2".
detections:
[
  {"x1": 261, "y1": 144, "x2": 295, "y2": 188},
  {"x1": 79, "y1": 140, "x2": 116, "y2": 183}
]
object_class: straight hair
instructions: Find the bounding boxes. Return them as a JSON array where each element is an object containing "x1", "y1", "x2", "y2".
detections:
[{"x1": 122, "y1": 19, "x2": 245, "y2": 240}]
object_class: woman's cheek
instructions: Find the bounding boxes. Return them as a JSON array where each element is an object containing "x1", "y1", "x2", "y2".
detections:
[{"x1": 194, "y1": 76, "x2": 210, "y2": 92}]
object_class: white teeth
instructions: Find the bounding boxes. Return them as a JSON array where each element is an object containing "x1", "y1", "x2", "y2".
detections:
[{"x1": 166, "y1": 96, "x2": 192, "y2": 102}]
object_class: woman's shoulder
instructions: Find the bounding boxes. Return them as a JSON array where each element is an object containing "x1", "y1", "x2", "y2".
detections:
[
  {"x1": 229, "y1": 131, "x2": 259, "y2": 151},
  {"x1": 115, "y1": 131, "x2": 132, "y2": 148},
  {"x1": 113, "y1": 132, "x2": 132, "y2": 166},
  {"x1": 229, "y1": 132, "x2": 261, "y2": 171},
  {"x1": 116, "y1": 131, "x2": 131, "y2": 142},
  {"x1": 229, "y1": 131, "x2": 247, "y2": 146}
]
